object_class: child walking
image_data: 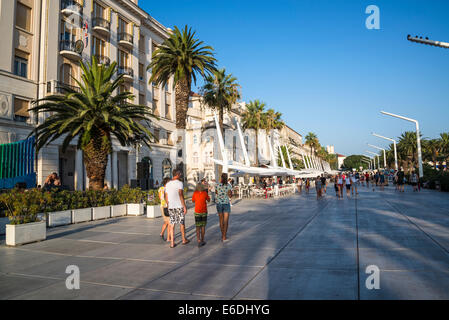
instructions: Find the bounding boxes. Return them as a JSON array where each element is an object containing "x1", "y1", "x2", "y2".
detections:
[{"x1": 192, "y1": 183, "x2": 210, "y2": 247}]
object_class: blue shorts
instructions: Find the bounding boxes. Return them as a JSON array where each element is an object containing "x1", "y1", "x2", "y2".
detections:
[{"x1": 216, "y1": 203, "x2": 231, "y2": 214}]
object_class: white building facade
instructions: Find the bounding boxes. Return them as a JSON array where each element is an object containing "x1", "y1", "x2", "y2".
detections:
[{"x1": 0, "y1": 0, "x2": 177, "y2": 190}]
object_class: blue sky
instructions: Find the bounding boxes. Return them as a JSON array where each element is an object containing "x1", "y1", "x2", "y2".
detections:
[{"x1": 139, "y1": 0, "x2": 449, "y2": 156}]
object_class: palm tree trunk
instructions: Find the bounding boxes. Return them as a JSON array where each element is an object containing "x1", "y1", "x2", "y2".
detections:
[
  {"x1": 83, "y1": 131, "x2": 111, "y2": 190},
  {"x1": 217, "y1": 108, "x2": 225, "y2": 178},
  {"x1": 174, "y1": 77, "x2": 191, "y2": 179},
  {"x1": 174, "y1": 78, "x2": 190, "y2": 130}
]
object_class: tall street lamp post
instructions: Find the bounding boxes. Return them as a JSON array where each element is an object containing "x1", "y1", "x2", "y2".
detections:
[
  {"x1": 366, "y1": 151, "x2": 379, "y2": 170},
  {"x1": 367, "y1": 144, "x2": 387, "y2": 169},
  {"x1": 372, "y1": 132, "x2": 398, "y2": 171},
  {"x1": 380, "y1": 111, "x2": 423, "y2": 178},
  {"x1": 363, "y1": 155, "x2": 374, "y2": 170}
]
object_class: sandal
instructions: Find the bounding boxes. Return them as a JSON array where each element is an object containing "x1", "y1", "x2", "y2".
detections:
[
  {"x1": 170, "y1": 243, "x2": 177, "y2": 248},
  {"x1": 182, "y1": 239, "x2": 190, "y2": 245}
]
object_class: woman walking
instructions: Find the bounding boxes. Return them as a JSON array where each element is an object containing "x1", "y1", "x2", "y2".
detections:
[
  {"x1": 215, "y1": 173, "x2": 233, "y2": 242},
  {"x1": 334, "y1": 175, "x2": 339, "y2": 198},
  {"x1": 410, "y1": 171, "x2": 419, "y2": 192},
  {"x1": 315, "y1": 176, "x2": 322, "y2": 199},
  {"x1": 337, "y1": 174, "x2": 344, "y2": 199},
  {"x1": 379, "y1": 171, "x2": 385, "y2": 191},
  {"x1": 305, "y1": 178, "x2": 310, "y2": 194},
  {"x1": 192, "y1": 182, "x2": 210, "y2": 247},
  {"x1": 158, "y1": 178, "x2": 171, "y2": 242},
  {"x1": 345, "y1": 173, "x2": 352, "y2": 198}
]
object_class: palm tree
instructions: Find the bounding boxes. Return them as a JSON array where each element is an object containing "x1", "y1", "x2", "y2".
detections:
[
  {"x1": 30, "y1": 57, "x2": 155, "y2": 190},
  {"x1": 242, "y1": 100, "x2": 266, "y2": 166},
  {"x1": 148, "y1": 25, "x2": 217, "y2": 130},
  {"x1": 305, "y1": 132, "x2": 319, "y2": 155},
  {"x1": 440, "y1": 132, "x2": 449, "y2": 163},
  {"x1": 397, "y1": 131, "x2": 422, "y2": 172},
  {"x1": 264, "y1": 109, "x2": 284, "y2": 133},
  {"x1": 423, "y1": 139, "x2": 441, "y2": 169},
  {"x1": 201, "y1": 68, "x2": 241, "y2": 138}
]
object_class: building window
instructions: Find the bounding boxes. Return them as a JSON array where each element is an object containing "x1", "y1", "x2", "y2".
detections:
[
  {"x1": 244, "y1": 136, "x2": 249, "y2": 151},
  {"x1": 118, "y1": 49, "x2": 129, "y2": 68},
  {"x1": 93, "y1": 2, "x2": 105, "y2": 19},
  {"x1": 14, "y1": 97, "x2": 29, "y2": 122},
  {"x1": 193, "y1": 152, "x2": 199, "y2": 165},
  {"x1": 153, "y1": 128, "x2": 160, "y2": 142},
  {"x1": 193, "y1": 135, "x2": 197, "y2": 144},
  {"x1": 162, "y1": 159, "x2": 172, "y2": 178},
  {"x1": 118, "y1": 17, "x2": 128, "y2": 34},
  {"x1": 16, "y1": 2, "x2": 32, "y2": 31},
  {"x1": 92, "y1": 36, "x2": 106, "y2": 57},
  {"x1": 14, "y1": 55, "x2": 28, "y2": 78},
  {"x1": 139, "y1": 34, "x2": 145, "y2": 52},
  {"x1": 139, "y1": 63, "x2": 144, "y2": 81},
  {"x1": 60, "y1": 63, "x2": 73, "y2": 85},
  {"x1": 139, "y1": 93, "x2": 145, "y2": 106}
]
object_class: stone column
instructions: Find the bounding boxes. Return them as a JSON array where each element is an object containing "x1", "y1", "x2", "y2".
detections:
[
  {"x1": 105, "y1": 154, "x2": 112, "y2": 188},
  {"x1": 112, "y1": 150, "x2": 118, "y2": 189},
  {"x1": 74, "y1": 149, "x2": 84, "y2": 190}
]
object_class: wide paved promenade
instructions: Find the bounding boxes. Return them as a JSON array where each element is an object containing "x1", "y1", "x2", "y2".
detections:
[{"x1": 1, "y1": 185, "x2": 449, "y2": 300}]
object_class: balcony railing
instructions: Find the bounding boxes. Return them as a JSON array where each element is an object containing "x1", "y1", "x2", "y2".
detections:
[
  {"x1": 59, "y1": 40, "x2": 81, "y2": 55},
  {"x1": 46, "y1": 80, "x2": 81, "y2": 95},
  {"x1": 93, "y1": 54, "x2": 110, "y2": 66},
  {"x1": 55, "y1": 81, "x2": 81, "y2": 94},
  {"x1": 118, "y1": 32, "x2": 133, "y2": 44},
  {"x1": 118, "y1": 66, "x2": 134, "y2": 78},
  {"x1": 92, "y1": 17, "x2": 110, "y2": 31},
  {"x1": 61, "y1": 0, "x2": 83, "y2": 15}
]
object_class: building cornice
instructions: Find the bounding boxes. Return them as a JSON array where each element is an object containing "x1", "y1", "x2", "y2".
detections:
[{"x1": 115, "y1": 0, "x2": 148, "y2": 19}]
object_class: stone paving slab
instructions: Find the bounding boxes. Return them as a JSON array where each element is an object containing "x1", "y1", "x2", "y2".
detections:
[
  {"x1": 235, "y1": 267, "x2": 358, "y2": 300},
  {"x1": 10, "y1": 281, "x2": 133, "y2": 300}
]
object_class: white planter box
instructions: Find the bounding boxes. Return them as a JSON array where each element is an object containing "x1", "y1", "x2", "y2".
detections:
[
  {"x1": 47, "y1": 210, "x2": 72, "y2": 227},
  {"x1": 72, "y1": 208, "x2": 92, "y2": 223},
  {"x1": 127, "y1": 203, "x2": 144, "y2": 216},
  {"x1": 0, "y1": 217, "x2": 9, "y2": 235},
  {"x1": 146, "y1": 205, "x2": 162, "y2": 218},
  {"x1": 6, "y1": 221, "x2": 46, "y2": 246},
  {"x1": 111, "y1": 204, "x2": 127, "y2": 217},
  {"x1": 92, "y1": 206, "x2": 111, "y2": 220}
]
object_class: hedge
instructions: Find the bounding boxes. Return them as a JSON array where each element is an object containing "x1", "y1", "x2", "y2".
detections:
[{"x1": 0, "y1": 185, "x2": 160, "y2": 225}]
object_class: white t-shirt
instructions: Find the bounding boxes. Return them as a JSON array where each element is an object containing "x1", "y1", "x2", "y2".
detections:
[{"x1": 165, "y1": 179, "x2": 184, "y2": 209}]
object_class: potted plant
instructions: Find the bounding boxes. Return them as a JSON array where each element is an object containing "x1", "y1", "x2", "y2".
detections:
[
  {"x1": 46, "y1": 190, "x2": 72, "y2": 227},
  {"x1": 104, "y1": 189, "x2": 125, "y2": 217},
  {"x1": 0, "y1": 188, "x2": 48, "y2": 246},
  {"x1": 118, "y1": 185, "x2": 145, "y2": 216},
  {"x1": 71, "y1": 191, "x2": 92, "y2": 223},
  {"x1": 87, "y1": 190, "x2": 111, "y2": 220},
  {"x1": 146, "y1": 190, "x2": 161, "y2": 218}
]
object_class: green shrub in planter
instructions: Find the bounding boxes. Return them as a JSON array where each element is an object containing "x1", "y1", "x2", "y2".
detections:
[
  {"x1": 0, "y1": 188, "x2": 52, "y2": 225},
  {"x1": 118, "y1": 185, "x2": 145, "y2": 204}
]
